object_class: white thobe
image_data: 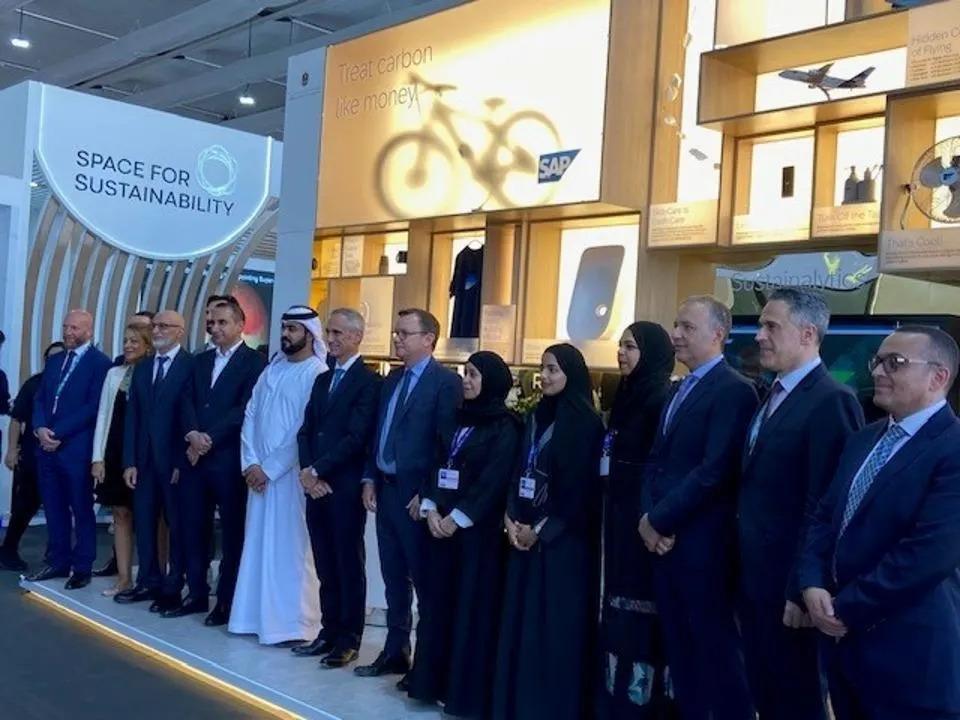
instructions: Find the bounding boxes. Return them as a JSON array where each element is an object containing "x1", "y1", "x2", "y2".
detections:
[{"x1": 229, "y1": 355, "x2": 325, "y2": 644}]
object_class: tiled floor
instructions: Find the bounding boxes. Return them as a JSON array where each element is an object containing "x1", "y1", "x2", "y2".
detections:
[{"x1": 22, "y1": 575, "x2": 442, "y2": 720}]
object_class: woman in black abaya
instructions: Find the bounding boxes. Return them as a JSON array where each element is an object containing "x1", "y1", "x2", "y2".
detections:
[
  {"x1": 597, "y1": 322, "x2": 679, "y2": 719},
  {"x1": 407, "y1": 351, "x2": 521, "y2": 718},
  {"x1": 493, "y1": 343, "x2": 605, "y2": 720}
]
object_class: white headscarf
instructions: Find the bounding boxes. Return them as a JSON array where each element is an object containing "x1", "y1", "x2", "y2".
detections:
[{"x1": 279, "y1": 305, "x2": 328, "y2": 366}]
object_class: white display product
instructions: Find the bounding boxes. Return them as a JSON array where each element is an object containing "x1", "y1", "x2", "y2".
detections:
[
  {"x1": 755, "y1": 48, "x2": 907, "y2": 113},
  {"x1": 554, "y1": 225, "x2": 638, "y2": 344},
  {"x1": 929, "y1": 116, "x2": 960, "y2": 229},
  {"x1": 37, "y1": 84, "x2": 275, "y2": 260},
  {"x1": 747, "y1": 135, "x2": 814, "y2": 224}
]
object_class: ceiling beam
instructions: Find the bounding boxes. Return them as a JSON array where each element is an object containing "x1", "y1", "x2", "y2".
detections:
[
  {"x1": 126, "y1": 0, "x2": 472, "y2": 109},
  {"x1": 27, "y1": 0, "x2": 308, "y2": 88},
  {"x1": 222, "y1": 106, "x2": 285, "y2": 135},
  {"x1": 0, "y1": 1, "x2": 33, "y2": 12}
]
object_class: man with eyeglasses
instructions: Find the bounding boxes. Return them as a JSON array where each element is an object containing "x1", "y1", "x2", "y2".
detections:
[
  {"x1": 115, "y1": 311, "x2": 194, "y2": 613},
  {"x1": 355, "y1": 308, "x2": 462, "y2": 683},
  {"x1": 799, "y1": 325, "x2": 960, "y2": 720}
]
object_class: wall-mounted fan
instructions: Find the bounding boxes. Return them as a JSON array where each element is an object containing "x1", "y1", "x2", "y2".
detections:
[{"x1": 911, "y1": 136, "x2": 960, "y2": 224}]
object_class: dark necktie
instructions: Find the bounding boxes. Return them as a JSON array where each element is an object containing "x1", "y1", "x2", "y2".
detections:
[
  {"x1": 328, "y1": 367, "x2": 345, "y2": 395},
  {"x1": 747, "y1": 380, "x2": 784, "y2": 453},
  {"x1": 53, "y1": 350, "x2": 77, "y2": 412},
  {"x1": 382, "y1": 370, "x2": 412, "y2": 465},
  {"x1": 153, "y1": 355, "x2": 169, "y2": 394}
]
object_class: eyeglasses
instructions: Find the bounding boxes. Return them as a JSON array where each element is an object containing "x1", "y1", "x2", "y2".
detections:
[
  {"x1": 152, "y1": 322, "x2": 183, "y2": 331},
  {"x1": 868, "y1": 354, "x2": 942, "y2": 375},
  {"x1": 392, "y1": 330, "x2": 428, "y2": 340}
]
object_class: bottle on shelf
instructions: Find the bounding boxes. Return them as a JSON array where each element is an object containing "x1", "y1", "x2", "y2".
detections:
[
  {"x1": 856, "y1": 166, "x2": 876, "y2": 204},
  {"x1": 843, "y1": 166, "x2": 860, "y2": 205}
]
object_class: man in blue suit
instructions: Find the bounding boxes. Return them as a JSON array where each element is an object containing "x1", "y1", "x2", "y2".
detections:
[
  {"x1": 800, "y1": 325, "x2": 960, "y2": 720},
  {"x1": 355, "y1": 308, "x2": 461, "y2": 682},
  {"x1": 164, "y1": 300, "x2": 266, "y2": 625},
  {"x1": 738, "y1": 288, "x2": 864, "y2": 720},
  {"x1": 27, "y1": 309, "x2": 112, "y2": 589},
  {"x1": 639, "y1": 295, "x2": 756, "y2": 720},
  {"x1": 116, "y1": 310, "x2": 193, "y2": 613}
]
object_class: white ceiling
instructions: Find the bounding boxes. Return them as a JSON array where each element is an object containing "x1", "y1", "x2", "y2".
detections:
[{"x1": 0, "y1": 0, "x2": 466, "y2": 139}]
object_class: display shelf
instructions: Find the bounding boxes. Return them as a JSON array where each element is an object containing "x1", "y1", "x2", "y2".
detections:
[{"x1": 700, "y1": 9, "x2": 907, "y2": 136}]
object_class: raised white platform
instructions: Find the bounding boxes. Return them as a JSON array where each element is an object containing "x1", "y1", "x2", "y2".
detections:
[{"x1": 21, "y1": 576, "x2": 440, "y2": 720}]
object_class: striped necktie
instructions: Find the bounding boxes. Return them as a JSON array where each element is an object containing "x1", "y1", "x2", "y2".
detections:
[{"x1": 839, "y1": 424, "x2": 908, "y2": 535}]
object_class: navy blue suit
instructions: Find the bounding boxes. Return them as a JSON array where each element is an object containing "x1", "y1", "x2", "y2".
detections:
[
  {"x1": 798, "y1": 405, "x2": 960, "y2": 720},
  {"x1": 298, "y1": 357, "x2": 381, "y2": 652},
  {"x1": 33, "y1": 344, "x2": 112, "y2": 574},
  {"x1": 642, "y1": 359, "x2": 757, "y2": 720},
  {"x1": 738, "y1": 364, "x2": 863, "y2": 720},
  {"x1": 123, "y1": 347, "x2": 194, "y2": 598},
  {"x1": 178, "y1": 344, "x2": 265, "y2": 610},
  {"x1": 364, "y1": 357, "x2": 461, "y2": 657}
]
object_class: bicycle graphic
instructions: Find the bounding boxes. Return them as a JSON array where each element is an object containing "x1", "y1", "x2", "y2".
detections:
[{"x1": 375, "y1": 73, "x2": 563, "y2": 218}]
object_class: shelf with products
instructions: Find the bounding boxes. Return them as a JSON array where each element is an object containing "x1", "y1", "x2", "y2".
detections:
[
  {"x1": 879, "y1": 83, "x2": 960, "y2": 274},
  {"x1": 520, "y1": 214, "x2": 640, "y2": 369},
  {"x1": 700, "y1": 9, "x2": 907, "y2": 136}
]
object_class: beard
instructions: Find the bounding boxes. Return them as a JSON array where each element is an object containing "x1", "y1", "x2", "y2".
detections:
[{"x1": 281, "y1": 335, "x2": 308, "y2": 356}]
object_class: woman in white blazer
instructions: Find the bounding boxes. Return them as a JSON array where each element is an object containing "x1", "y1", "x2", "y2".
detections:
[{"x1": 92, "y1": 324, "x2": 152, "y2": 597}]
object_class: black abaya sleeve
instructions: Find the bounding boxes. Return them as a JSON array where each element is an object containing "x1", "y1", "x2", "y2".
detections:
[{"x1": 456, "y1": 417, "x2": 521, "y2": 524}]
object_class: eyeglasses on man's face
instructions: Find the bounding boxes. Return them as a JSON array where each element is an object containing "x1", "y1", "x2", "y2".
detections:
[
  {"x1": 152, "y1": 322, "x2": 183, "y2": 331},
  {"x1": 392, "y1": 329, "x2": 428, "y2": 340},
  {"x1": 868, "y1": 353, "x2": 941, "y2": 375}
]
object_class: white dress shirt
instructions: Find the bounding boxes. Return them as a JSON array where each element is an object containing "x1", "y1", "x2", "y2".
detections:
[
  {"x1": 851, "y1": 398, "x2": 947, "y2": 480},
  {"x1": 767, "y1": 356, "x2": 822, "y2": 417},
  {"x1": 153, "y1": 344, "x2": 182, "y2": 382},
  {"x1": 211, "y1": 340, "x2": 243, "y2": 387}
]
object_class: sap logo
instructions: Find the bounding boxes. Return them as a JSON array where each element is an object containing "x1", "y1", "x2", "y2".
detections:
[{"x1": 538, "y1": 149, "x2": 581, "y2": 183}]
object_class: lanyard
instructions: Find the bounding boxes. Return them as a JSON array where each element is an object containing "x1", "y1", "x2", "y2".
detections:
[
  {"x1": 447, "y1": 427, "x2": 474, "y2": 467},
  {"x1": 525, "y1": 417, "x2": 555, "y2": 475}
]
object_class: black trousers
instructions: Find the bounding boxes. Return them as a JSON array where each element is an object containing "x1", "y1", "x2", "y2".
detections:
[
  {"x1": 3, "y1": 464, "x2": 41, "y2": 552},
  {"x1": 133, "y1": 465, "x2": 184, "y2": 598},
  {"x1": 306, "y1": 485, "x2": 366, "y2": 651}
]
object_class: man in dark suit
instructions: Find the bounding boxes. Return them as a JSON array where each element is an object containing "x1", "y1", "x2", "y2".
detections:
[
  {"x1": 355, "y1": 308, "x2": 461, "y2": 681},
  {"x1": 115, "y1": 310, "x2": 193, "y2": 612},
  {"x1": 800, "y1": 326, "x2": 960, "y2": 720},
  {"x1": 639, "y1": 295, "x2": 756, "y2": 720},
  {"x1": 163, "y1": 301, "x2": 265, "y2": 625},
  {"x1": 739, "y1": 288, "x2": 864, "y2": 720},
  {"x1": 294, "y1": 308, "x2": 381, "y2": 669},
  {"x1": 27, "y1": 309, "x2": 112, "y2": 589}
]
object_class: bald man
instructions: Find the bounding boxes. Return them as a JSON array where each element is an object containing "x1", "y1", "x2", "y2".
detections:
[
  {"x1": 116, "y1": 311, "x2": 195, "y2": 612},
  {"x1": 27, "y1": 310, "x2": 112, "y2": 589}
]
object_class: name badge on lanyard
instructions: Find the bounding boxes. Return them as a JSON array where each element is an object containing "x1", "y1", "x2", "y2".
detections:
[
  {"x1": 600, "y1": 430, "x2": 615, "y2": 477},
  {"x1": 518, "y1": 419, "x2": 553, "y2": 500},
  {"x1": 438, "y1": 427, "x2": 473, "y2": 491}
]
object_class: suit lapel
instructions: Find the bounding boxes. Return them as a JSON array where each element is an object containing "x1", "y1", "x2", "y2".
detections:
[
  {"x1": 662, "y1": 361, "x2": 724, "y2": 439},
  {"x1": 211, "y1": 344, "x2": 246, "y2": 391},
  {"x1": 379, "y1": 368, "x2": 402, "y2": 429},
  {"x1": 155, "y1": 350, "x2": 188, "y2": 401},
  {"x1": 395, "y1": 359, "x2": 435, "y2": 424},
  {"x1": 326, "y1": 359, "x2": 360, "y2": 412}
]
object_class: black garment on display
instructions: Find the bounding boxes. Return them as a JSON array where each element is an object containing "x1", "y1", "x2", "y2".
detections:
[
  {"x1": 449, "y1": 245, "x2": 484, "y2": 338},
  {"x1": 598, "y1": 322, "x2": 679, "y2": 720},
  {"x1": 493, "y1": 343, "x2": 605, "y2": 720},
  {"x1": 94, "y1": 387, "x2": 133, "y2": 509}
]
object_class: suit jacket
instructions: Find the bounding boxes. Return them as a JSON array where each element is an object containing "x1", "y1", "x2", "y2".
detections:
[
  {"x1": 180, "y1": 343, "x2": 266, "y2": 473},
  {"x1": 123, "y1": 348, "x2": 194, "y2": 479},
  {"x1": 297, "y1": 357, "x2": 382, "y2": 489},
  {"x1": 642, "y1": 359, "x2": 759, "y2": 547},
  {"x1": 798, "y1": 405, "x2": 960, "y2": 712},
  {"x1": 33, "y1": 344, "x2": 112, "y2": 461},
  {"x1": 739, "y1": 364, "x2": 864, "y2": 604},
  {"x1": 363, "y1": 357, "x2": 462, "y2": 500}
]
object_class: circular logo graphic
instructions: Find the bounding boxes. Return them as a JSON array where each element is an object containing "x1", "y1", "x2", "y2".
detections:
[{"x1": 196, "y1": 145, "x2": 238, "y2": 198}]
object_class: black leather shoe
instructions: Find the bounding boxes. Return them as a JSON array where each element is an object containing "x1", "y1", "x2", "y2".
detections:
[
  {"x1": 0, "y1": 548, "x2": 27, "y2": 572},
  {"x1": 161, "y1": 597, "x2": 208, "y2": 618},
  {"x1": 65, "y1": 573, "x2": 91, "y2": 590},
  {"x1": 204, "y1": 606, "x2": 229, "y2": 627},
  {"x1": 26, "y1": 566, "x2": 70, "y2": 582},
  {"x1": 354, "y1": 652, "x2": 411, "y2": 677},
  {"x1": 92, "y1": 556, "x2": 118, "y2": 578},
  {"x1": 149, "y1": 595, "x2": 180, "y2": 613},
  {"x1": 292, "y1": 636, "x2": 335, "y2": 657},
  {"x1": 114, "y1": 586, "x2": 155, "y2": 604},
  {"x1": 320, "y1": 648, "x2": 359, "y2": 669},
  {"x1": 396, "y1": 674, "x2": 410, "y2": 692}
]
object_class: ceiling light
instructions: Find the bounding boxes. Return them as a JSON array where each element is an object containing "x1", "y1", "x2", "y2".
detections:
[
  {"x1": 10, "y1": 10, "x2": 29, "y2": 49},
  {"x1": 29, "y1": 181, "x2": 38, "y2": 188},
  {"x1": 238, "y1": 91, "x2": 256, "y2": 106}
]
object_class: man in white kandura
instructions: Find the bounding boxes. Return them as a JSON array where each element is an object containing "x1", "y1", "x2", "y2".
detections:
[{"x1": 228, "y1": 306, "x2": 327, "y2": 644}]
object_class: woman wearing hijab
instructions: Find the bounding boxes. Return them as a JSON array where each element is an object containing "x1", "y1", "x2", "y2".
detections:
[
  {"x1": 493, "y1": 343, "x2": 606, "y2": 720},
  {"x1": 598, "y1": 322, "x2": 678, "y2": 720},
  {"x1": 407, "y1": 351, "x2": 521, "y2": 718}
]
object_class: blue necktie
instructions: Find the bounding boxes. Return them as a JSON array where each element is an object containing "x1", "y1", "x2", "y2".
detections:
[
  {"x1": 382, "y1": 370, "x2": 412, "y2": 465},
  {"x1": 839, "y1": 424, "x2": 908, "y2": 535},
  {"x1": 153, "y1": 355, "x2": 169, "y2": 394},
  {"x1": 329, "y1": 367, "x2": 345, "y2": 395},
  {"x1": 662, "y1": 374, "x2": 696, "y2": 434},
  {"x1": 53, "y1": 351, "x2": 77, "y2": 413}
]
